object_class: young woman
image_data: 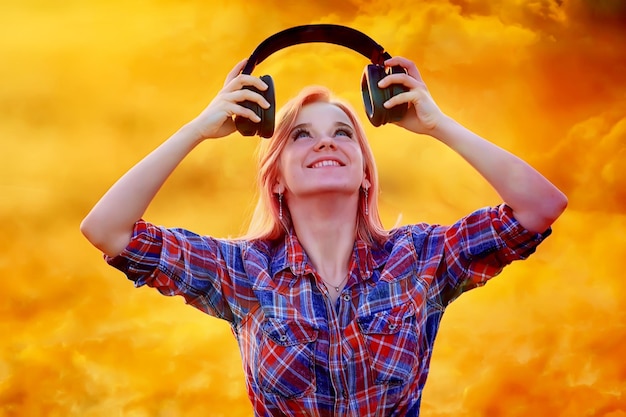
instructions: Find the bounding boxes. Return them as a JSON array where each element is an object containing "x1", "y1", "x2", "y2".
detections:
[{"x1": 81, "y1": 56, "x2": 567, "y2": 416}]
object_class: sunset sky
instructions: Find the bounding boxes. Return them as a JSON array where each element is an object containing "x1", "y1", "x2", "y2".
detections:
[{"x1": 1, "y1": 0, "x2": 625, "y2": 415}]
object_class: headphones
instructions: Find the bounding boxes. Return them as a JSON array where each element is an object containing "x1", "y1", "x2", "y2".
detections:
[{"x1": 234, "y1": 24, "x2": 409, "y2": 138}]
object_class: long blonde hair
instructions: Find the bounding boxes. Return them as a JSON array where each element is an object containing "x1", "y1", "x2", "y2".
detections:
[{"x1": 242, "y1": 86, "x2": 387, "y2": 245}]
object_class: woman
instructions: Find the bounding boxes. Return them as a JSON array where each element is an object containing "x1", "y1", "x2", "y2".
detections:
[{"x1": 81, "y1": 56, "x2": 567, "y2": 416}]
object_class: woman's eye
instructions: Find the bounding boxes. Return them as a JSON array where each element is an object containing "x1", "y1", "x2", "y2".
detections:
[
  {"x1": 292, "y1": 129, "x2": 311, "y2": 140},
  {"x1": 335, "y1": 129, "x2": 353, "y2": 138}
]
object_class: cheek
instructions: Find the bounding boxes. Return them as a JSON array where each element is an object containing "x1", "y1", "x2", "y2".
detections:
[
  {"x1": 354, "y1": 150, "x2": 367, "y2": 173},
  {"x1": 277, "y1": 153, "x2": 301, "y2": 188}
]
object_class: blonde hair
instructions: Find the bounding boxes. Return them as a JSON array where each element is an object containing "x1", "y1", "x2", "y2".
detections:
[{"x1": 242, "y1": 86, "x2": 387, "y2": 245}]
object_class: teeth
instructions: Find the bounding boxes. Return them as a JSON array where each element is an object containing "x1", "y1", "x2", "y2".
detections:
[{"x1": 311, "y1": 160, "x2": 341, "y2": 168}]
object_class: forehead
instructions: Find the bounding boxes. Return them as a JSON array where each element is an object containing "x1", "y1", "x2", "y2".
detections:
[{"x1": 294, "y1": 102, "x2": 354, "y2": 127}]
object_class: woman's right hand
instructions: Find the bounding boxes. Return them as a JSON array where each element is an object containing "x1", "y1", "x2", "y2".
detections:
[
  {"x1": 80, "y1": 59, "x2": 271, "y2": 257},
  {"x1": 186, "y1": 59, "x2": 271, "y2": 140}
]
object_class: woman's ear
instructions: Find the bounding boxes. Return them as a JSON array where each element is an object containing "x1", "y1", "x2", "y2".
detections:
[
  {"x1": 361, "y1": 178, "x2": 371, "y2": 190},
  {"x1": 273, "y1": 183, "x2": 285, "y2": 194}
]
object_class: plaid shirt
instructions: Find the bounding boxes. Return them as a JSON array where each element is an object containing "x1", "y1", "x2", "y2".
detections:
[{"x1": 106, "y1": 204, "x2": 550, "y2": 416}]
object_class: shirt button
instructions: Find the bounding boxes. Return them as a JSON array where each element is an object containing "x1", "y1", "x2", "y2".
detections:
[
  {"x1": 279, "y1": 334, "x2": 287, "y2": 342},
  {"x1": 342, "y1": 294, "x2": 350, "y2": 302},
  {"x1": 388, "y1": 324, "x2": 397, "y2": 330}
]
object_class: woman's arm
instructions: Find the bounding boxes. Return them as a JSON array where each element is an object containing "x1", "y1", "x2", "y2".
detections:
[
  {"x1": 379, "y1": 56, "x2": 568, "y2": 233},
  {"x1": 80, "y1": 59, "x2": 270, "y2": 257},
  {"x1": 427, "y1": 117, "x2": 567, "y2": 233}
]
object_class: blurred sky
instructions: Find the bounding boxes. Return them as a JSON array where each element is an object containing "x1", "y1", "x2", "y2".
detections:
[{"x1": 1, "y1": 0, "x2": 625, "y2": 416}]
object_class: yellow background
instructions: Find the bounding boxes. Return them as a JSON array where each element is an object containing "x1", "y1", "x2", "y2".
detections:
[{"x1": 1, "y1": 0, "x2": 625, "y2": 415}]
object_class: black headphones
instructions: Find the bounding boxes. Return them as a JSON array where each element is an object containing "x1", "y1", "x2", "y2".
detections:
[{"x1": 234, "y1": 24, "x2": 409, "y2": 138}]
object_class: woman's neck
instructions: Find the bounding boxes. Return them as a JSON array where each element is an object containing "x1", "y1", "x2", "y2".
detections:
[{"x1": 288, "y1": 194, "x2": 358, "y2": 283}]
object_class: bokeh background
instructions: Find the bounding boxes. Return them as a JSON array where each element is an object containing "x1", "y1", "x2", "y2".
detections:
[{"x1": 1, "y1": 0, "x2": 625, "y2": 416}]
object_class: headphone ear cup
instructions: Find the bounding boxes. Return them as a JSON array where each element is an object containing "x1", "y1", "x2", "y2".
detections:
[
  {"x1": 361, "y1": 65, "x2": 389, "y2": 127},
  {"x1": 257, "y1": 75, "x2": 275, "y2": 138},
  {"x1": 386, "y1": 66, "x2": 409, "y2": 122},
  {"x1": 235, "y1": 75, "x2": 276, "y2": 138}
]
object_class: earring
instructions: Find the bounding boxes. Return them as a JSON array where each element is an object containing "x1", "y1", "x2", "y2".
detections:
[
  {"x1": 363, "y1": 187, "x2": 369, "y2": 216},
  {"x1": 278, "y1": 193, "x2": 283, "y2": 220}
]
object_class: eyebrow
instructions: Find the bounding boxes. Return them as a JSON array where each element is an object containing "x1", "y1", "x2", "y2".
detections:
[{"x1": 290, "y1": 121, "x2": 354, "y2": 132}]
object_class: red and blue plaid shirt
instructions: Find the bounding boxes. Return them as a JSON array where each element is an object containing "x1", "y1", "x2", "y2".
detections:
[{"x1": 106, "y1": 204, "x2": 550, "y2": 416}]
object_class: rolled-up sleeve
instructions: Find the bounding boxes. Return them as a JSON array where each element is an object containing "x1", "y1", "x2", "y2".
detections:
[
  {"x1": 105, "y1": 219, "x2": 242, "y2": 322},
  {"x1": 441, "y1": 204, "x2": 551, "y2": 297}
]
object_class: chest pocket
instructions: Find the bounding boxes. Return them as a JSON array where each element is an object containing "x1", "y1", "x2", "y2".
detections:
[
  {"x1": 257, "y1": 318, "x2": 318, "y2": 398},
  {"x1": 357, "y1": 302, "x2": 419, "y2": 385}
]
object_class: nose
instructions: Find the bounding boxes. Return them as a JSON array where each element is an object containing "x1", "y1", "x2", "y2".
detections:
[{"x1": 314, "y1": 134, "x2": 337, "y2": 151}]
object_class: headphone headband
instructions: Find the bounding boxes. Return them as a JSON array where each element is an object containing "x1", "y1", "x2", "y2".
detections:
[
  {"x1": 241, "y1": 24, "x2": 392, "y2": 75},
  {"x1": 234, "y1": 24, "x2": 407, "y2": 137}
]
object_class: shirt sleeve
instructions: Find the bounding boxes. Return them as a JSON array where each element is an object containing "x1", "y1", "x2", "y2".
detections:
[
  {"x1": 104, "y1": 219, "x2": 244, "y2": 322},
  {"x1": 435, "y1": 204, "x2": 551, "y2": 304}
]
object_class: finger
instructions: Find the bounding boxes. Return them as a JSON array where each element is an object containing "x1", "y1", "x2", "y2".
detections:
[
  {"x1": 224, "y1": 59, "x2": 248, "y2": 85},
  {"x1": 377, "y1": 72, "x2": 422, "y2": 90},
  {"x1": 227, "y1": 88, "x2": 271, "y2": 109},
  {"x1": 224, "y1": 73, "x2": 269, "y2": 93},
  {"x1": 382, "y1": 91, "x2": 411, "y2": 109},
  {"x1": 384, "y1": 56, "x2": 424, "y2": 83},
  {"x1": 227, "y1": 103, "x2": 262, "y2": 123}
]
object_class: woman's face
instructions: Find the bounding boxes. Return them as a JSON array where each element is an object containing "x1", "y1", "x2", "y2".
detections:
[{"x1": 277, "y1": 101, "x2": 367, "y2": 198}]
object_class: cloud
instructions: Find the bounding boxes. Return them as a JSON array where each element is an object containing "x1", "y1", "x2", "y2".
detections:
[
  {"x1": 1, "y1": 0, "x2": 625, "y2": 416},
  {"x1": 536, "y1": 113, "x2": 626, "y2": 212}
]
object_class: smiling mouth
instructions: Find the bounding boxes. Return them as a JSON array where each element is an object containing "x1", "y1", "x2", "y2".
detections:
[{"x1": 308, "y1": 160, "x2": 343, "y2": 168}]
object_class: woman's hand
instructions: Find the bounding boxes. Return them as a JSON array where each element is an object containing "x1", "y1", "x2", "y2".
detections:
[
  {"x1": 378, "y1": 56, "x2": 446, "y2": 135},
  {"x1": 81, "y1": 59, "x2": 273, "y2": 256},
  {"x1": 379, "y1": 57, "x2": 567, "y2": 232},
  {"x1": 186, "y1": 59, "x2": 271, "y2": 140}
]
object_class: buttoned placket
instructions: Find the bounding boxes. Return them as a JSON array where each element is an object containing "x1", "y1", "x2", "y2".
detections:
[
  {"x1": 316, "y1": 271, "x2": 356, "y2": 416},
  {"x1": 281, "y1": 233, "x2": 380, "y2": 415}
]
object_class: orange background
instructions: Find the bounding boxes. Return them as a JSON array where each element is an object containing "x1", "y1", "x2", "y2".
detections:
[{"x1": 1, "y1": 0, "x2": 625, "y2": 416}]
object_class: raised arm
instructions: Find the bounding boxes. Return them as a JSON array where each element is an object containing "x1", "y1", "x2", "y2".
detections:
[
  {"x1": 80, "y1": 59, "x2": 270, "y2": 257},
  {"x1": 379, "y1": 56, "x2": 567, "y2": 233}
]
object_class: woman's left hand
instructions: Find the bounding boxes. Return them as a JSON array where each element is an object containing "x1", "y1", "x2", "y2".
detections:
[{"x1": 378, "y1": 56, "x2": 446, "y2": 135}]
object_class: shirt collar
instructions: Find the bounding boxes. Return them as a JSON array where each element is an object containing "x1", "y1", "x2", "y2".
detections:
[{"x1": 269, "y1": 231, "x2": 388, "y2": 282}]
